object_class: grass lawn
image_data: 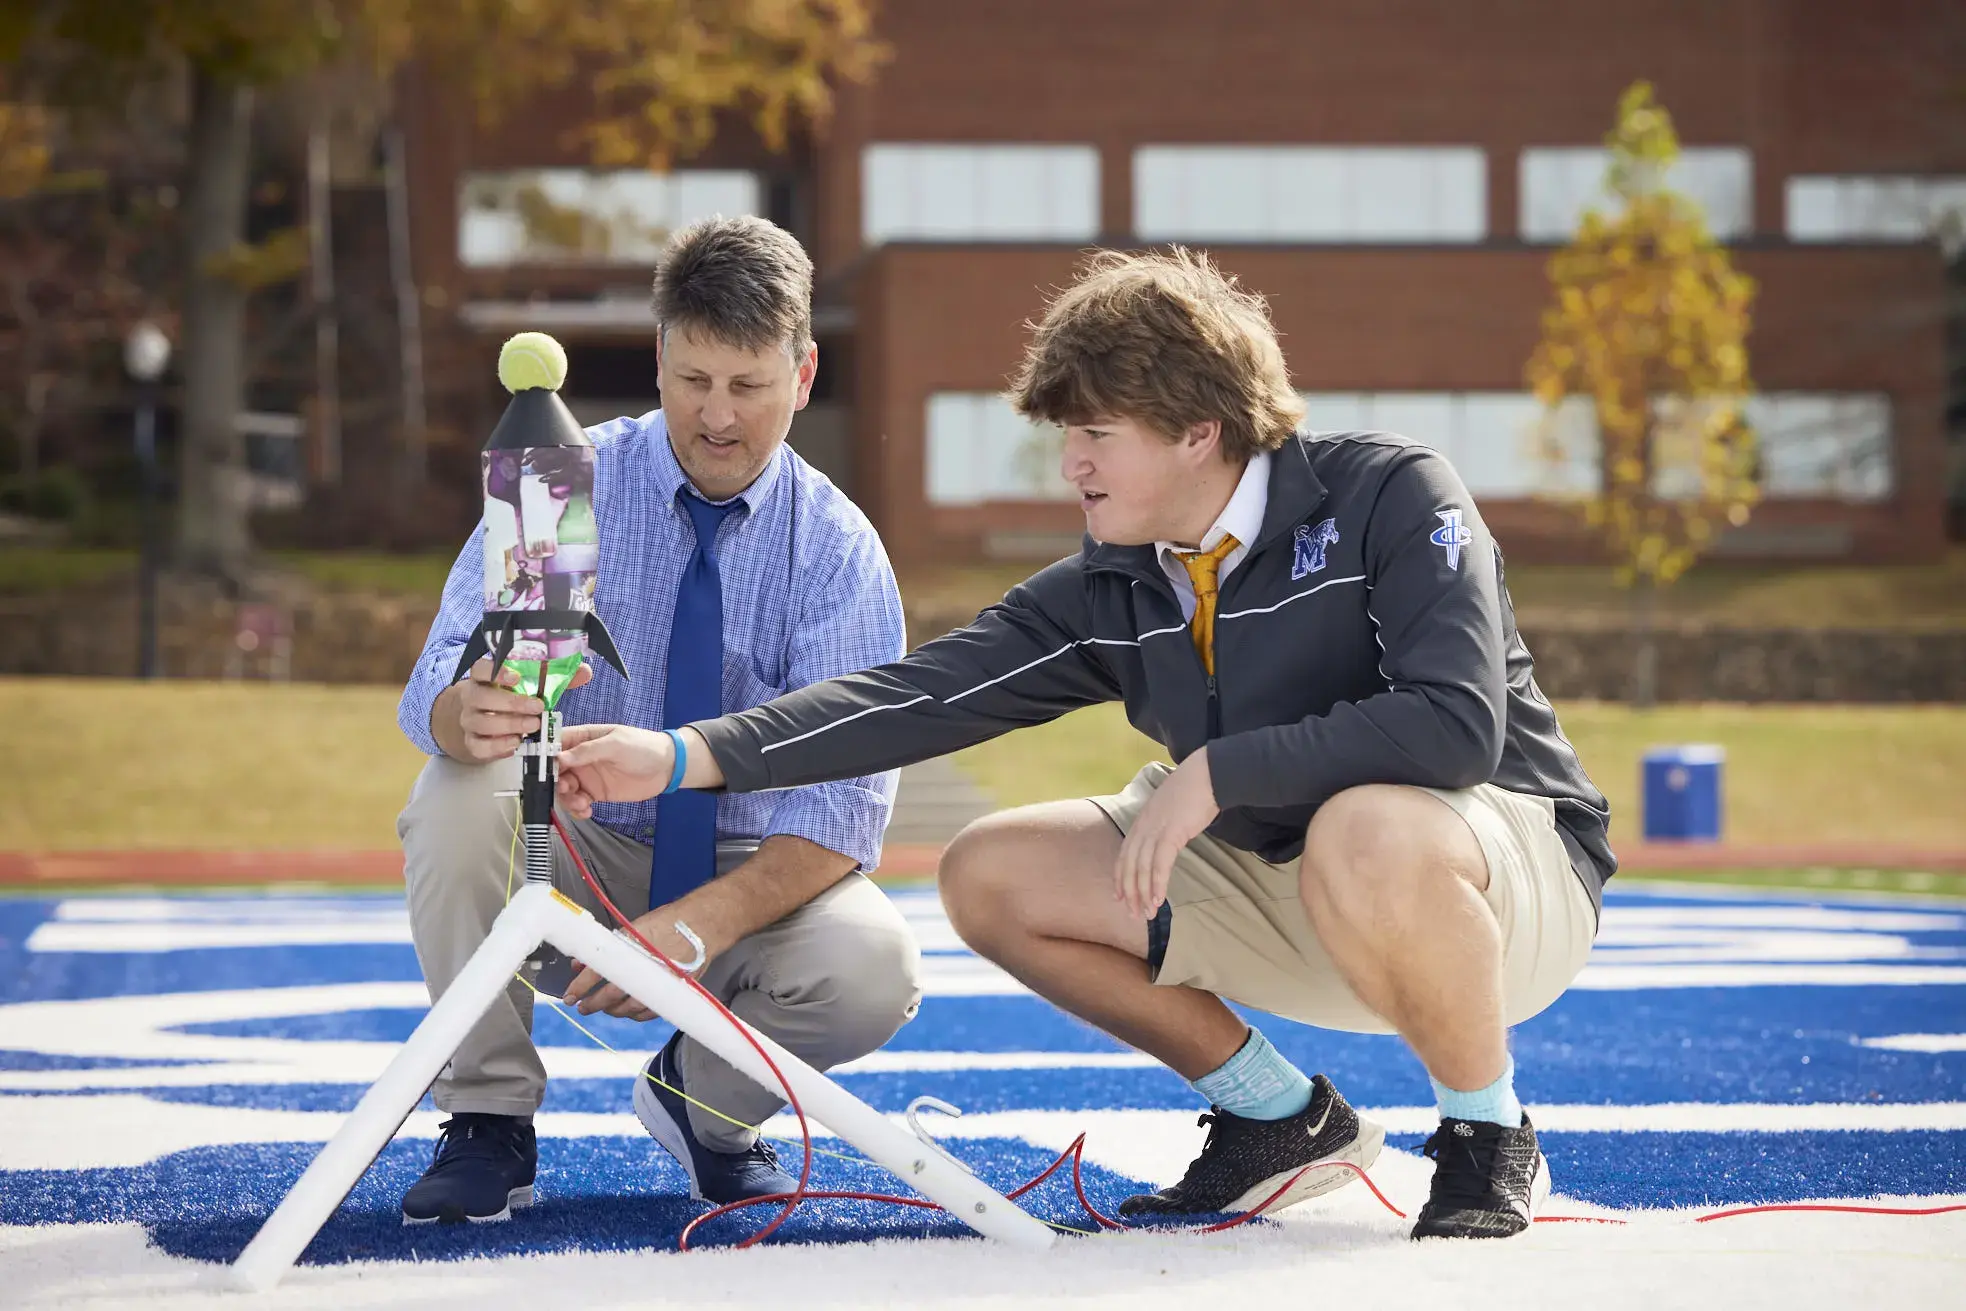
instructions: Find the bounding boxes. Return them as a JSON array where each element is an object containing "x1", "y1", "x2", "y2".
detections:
[
  {"x1": 274, "y1": 550, "x2": 459, "y2": 596},
  {"x1": 5, "y1": 678, "x2": 1963, "y2": 866},
  {"x1": 0, "y1": 548, "x2": 136, "y2": 593},
  {"x1": 1556, "y1": 703, "x2": 1966, "y2": 849},
  {"x1": 948, "y1": 701, "x2": 1966, "y2": 849},
  {"x1": 5, "y1": 678, "x2": 429, "y2": 851},
  {"x1": 8, "y1": 868, "x2": 1959, "y2": 900},
  {"x1": 7, "y1": 545, "x2": 1966, "y2": 630},
  {"x1": 0, "y1": 547, "x2": 459, "y2": 598}
]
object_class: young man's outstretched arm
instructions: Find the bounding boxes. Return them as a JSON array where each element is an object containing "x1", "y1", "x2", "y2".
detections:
[{"x1": 557, "y1": 556, "x2": 1121, "y2": 814}]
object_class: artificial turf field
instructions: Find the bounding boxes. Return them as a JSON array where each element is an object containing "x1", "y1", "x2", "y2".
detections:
[{"x1": 1, "y1": 878, "x2": 1960, "y2": 1308}]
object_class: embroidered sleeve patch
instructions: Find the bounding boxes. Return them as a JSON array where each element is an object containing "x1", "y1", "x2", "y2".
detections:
[{"x1": 1430, "y1": 508, "x2": 1473, "y2": 571}]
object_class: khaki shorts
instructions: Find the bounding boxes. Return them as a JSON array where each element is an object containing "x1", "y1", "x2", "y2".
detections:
[{"x1": 1088, "y1": 763, "x2": 1598, "y2": 1034}]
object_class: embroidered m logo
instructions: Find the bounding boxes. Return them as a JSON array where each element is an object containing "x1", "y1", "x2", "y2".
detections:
[{"x1": 1292, "y1": 517, "x2": 1340, "y2": 580}]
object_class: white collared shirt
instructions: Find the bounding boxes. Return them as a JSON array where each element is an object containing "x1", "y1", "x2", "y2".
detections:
[{"x1": 1155, "y1": 450, "x2": 1271, "y2": 622}]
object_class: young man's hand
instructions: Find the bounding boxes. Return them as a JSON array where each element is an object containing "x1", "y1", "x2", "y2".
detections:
[
  {"x1": 556, "y1": 725, "x2": 728, "y2": 816},
  {"x1": 555, "y1": 724, "x2": 677, "y2": 816},
  {"x1": 1115, "y1": 748, "x2": 1221, "y2": 920}
]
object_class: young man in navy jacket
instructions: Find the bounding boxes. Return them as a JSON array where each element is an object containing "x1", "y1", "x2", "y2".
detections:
[{"x1": 553, "y1": 247, "x2": 1615, "y2": 1240}]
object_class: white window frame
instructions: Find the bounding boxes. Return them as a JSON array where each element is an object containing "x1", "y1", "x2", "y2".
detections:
[
  {"x1": 1133, "y1": 146, "x2": 1487, "y2": 243},
  {"x1": 1518, "y1": 146, "x2": 1754, "y2": 242},
  {"x1": 457, "y1": 168, "x2": 761, "y2": 267},
  {"x1": 1301, "y1": 391, "x2": 1597, "y2": 498},
  {"x1": 1785, "y1": 175, "x2": 1966, "y2": 248},
  {"x1": 925, "y1": 393, "x2": 1077, "y2": 506},
  {"x1": 1300, "y1": 389, "x2": 1893, "y2": 503},
  {"x1": 863, "y1": 144, "x2": 1100, "y2": 245},
  {"x1": 1746, "y1": 392, "x2": 1893, "y2": 501}
]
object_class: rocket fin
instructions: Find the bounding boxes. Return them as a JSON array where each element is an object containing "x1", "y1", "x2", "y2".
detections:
[
  {"x1": 450, "y1": 627, "x2": 491, "y2": 686},
  {"x1": 583, "y1": 611, "x2": 630, "y2": 681},
  {"x1": 449, "y1": 612, "x2": 522, "y2": 686}
]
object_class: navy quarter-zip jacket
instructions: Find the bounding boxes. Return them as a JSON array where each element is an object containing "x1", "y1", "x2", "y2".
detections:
[{"x1": 693, "y1": 432, "x2": 1616, "y2": 913}]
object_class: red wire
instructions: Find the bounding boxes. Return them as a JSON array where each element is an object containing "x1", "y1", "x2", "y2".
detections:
[
  {"x1": 1694, "y1": 1202, "x2": 1966, "y2": 1222},
  {"x1": 1005, "y1": 1133, "x2": 1084, "y2": 1201},
  {"x1": 676, "y1": 1135, "x2": 1097, "y2": 1248},
  {"x1": 551, "y1": 813, "x2": 813, "y2": 1249},
  {"x1": 1201, "y1": 1159, "x2": 1410, "y2": 1230},
  {"x1": 1066, "y1": 1133, "x2": 1128, "y2": 1230},
  {"x1": 551, "y1": 814, "x2": 1966, "y2": 1244}
]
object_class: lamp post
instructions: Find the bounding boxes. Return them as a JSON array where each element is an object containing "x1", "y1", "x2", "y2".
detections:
[{"x1": 124, "y1": 321, "x2": 171, "y2": 679}]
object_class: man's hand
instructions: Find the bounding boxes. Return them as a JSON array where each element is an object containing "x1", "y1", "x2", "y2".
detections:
[
  {"x1": 1115, "y1": 749, "x2": 1221, "y2": 920},
  {"x1": 555, "y1": 724, "x2": 678, "y2": 818},
  {"x1": 561, "y1": 908, "x2": 704, "y2": 1021},
  {"x1": 434, "y1": 656, "x2": 592, "y2": 763}
]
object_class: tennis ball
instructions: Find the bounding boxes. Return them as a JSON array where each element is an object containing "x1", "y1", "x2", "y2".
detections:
[{"x1": 498, "y1": 332, "x2": 568, "y2": 393}]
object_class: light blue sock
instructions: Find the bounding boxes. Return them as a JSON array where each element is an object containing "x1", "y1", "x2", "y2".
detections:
[
  {"x1": 1191, "y1": 1028, "x2": 1314, "y2": 1121},
  {"x1": 1431, "y1": 1057, "x2": 1523, "y2": 1128}
]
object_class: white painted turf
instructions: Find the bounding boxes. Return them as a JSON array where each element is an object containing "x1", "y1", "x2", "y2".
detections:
[
  {"x1": 2, "y1": 880, "x2": 1962, "y2": 1306},
  {"x1": 6, "y1": 1203, "x2": 1962, "y2": 1309}
]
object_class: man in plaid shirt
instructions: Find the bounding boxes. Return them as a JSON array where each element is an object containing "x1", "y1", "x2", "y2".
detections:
[{"x1": 393, "y1": 216, "x2": 918, "y2": 1224}]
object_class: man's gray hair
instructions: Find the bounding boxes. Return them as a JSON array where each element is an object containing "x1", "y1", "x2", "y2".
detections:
[{"x1": 650, "y1": 215, "x2": 814, "y2": 359}]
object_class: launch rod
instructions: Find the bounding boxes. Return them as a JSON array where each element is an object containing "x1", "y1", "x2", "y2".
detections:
[
  {"x1": 226, "y1": 884, "x2": 1054, "y2": 1292},
  {"x1": 226, "y1": 884, "x2": 547, "y2": 1291},
  {"x1": 518, "y1": 659, "x2": 559, "y2": 884}
]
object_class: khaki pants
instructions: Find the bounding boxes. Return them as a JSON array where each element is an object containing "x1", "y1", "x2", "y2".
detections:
[
  {"x1": 1090, "y1": 763, "x2": 1598, "y2": 1034},
  {"x1": 398, "y1": 755, "x2": 922, "y2": 1150}
]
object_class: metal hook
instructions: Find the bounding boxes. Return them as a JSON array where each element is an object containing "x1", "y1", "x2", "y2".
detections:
[
  {"x1": 670, "y1": 919, "x2": 707, "y2": 974},
  {"x1": 905, "y1": 1096, "x2": 976, "y2": 1177},
  {"x1": 612, "y1": 918, "x2": 705, "y2": 975}
]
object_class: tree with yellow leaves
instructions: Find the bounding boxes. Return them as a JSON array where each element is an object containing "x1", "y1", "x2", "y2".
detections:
[
  {"x1": 1525, "y1": 80, "x2": 1759, "y2": 706},
  {"x1": 2, "y1": 1, "x2": 884, "y2": 584}
]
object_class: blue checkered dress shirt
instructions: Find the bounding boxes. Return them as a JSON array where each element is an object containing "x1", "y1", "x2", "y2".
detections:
[{"x1": 397, "y1": 409, "x2": 906, "y2": 871}]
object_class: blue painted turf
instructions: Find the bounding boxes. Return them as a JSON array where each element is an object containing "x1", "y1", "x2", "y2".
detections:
[
  {"x1": 1, "y1": 884, "x2": 1962, "y2": 1264},
  {"x1": 0, "y1": 1137, "x2": 1144, "y2": 1264},
  {"x1": 162, "y1": 986, "x2": 1966, "y2": 1107}
]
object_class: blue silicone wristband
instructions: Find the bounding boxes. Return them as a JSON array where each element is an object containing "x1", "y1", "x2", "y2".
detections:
[{"x1": 659, "y1": 728, "x2": 688, "y2": 795}]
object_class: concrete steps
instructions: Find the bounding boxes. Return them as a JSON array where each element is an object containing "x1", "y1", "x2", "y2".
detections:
[{"x1": 883, "y1": 757, "x2": 994, "y2": 846}]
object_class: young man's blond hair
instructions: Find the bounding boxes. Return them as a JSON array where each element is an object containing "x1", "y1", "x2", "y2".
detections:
[{"x1": 1008, "y1": 246, "x2": 1307, "y2": 462}]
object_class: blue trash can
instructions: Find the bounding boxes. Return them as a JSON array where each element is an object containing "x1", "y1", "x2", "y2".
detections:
[{"x1": 1641, "y1": 745, "x2": 1725, "y2": 842}]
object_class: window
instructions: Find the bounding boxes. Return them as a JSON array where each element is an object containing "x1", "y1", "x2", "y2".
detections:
[
  {"x1": 1650, "y1": 394, "x2": 1892, "y2": 501},
  {"x1": 1134, "y1": 147, "x2": 1486, "y2": 242},
  {"x1": 924, "y1": 393, "x2": 1077, "y2": 506},
  {"x1": 458, "y1": 169, "x2": 760, "y2": 267},
  {"x1": 926, "y1": 390, "x2": 1892, "y2": 506},
  {"x1": 1519, "y1": 147, "x2": 1753, "y2": 241},
  {"x1": 1305, "y1": 390, "x2": 1890, "y2": 502},
  {"x1": 1462, "y1": 394, "x2": 1601, "y2": 498},
  {"x1": 1746, "y1": 393, "x2": 1892, "y2": 500},
  {"x1": 1301, "y1": 392, "x2": 1597, "y2": 497},
  {"x1": 1785, "y1": 175, "x2": 1966, "y2": 244},
  {"x1": 863, "y1": 145, "x2": 1100, "y2": 244}
]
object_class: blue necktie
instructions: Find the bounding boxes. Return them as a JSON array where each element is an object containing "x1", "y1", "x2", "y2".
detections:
[{"x1": 649, "y1": 491, "x2": 741, "y2": 907}]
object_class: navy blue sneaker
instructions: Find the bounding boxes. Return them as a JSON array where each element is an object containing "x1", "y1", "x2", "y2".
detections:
[
  {"x1": 401, "y1": 1113, "x2": 537, "y2": 1225},
  {"x1": 633, "y1": 1032, "x2": 798, "y2": 1205}
]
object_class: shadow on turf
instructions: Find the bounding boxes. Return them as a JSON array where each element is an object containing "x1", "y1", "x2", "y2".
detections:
[{"x1": 124, "y1": 1136, "x2": 1203, "y2": 1266}]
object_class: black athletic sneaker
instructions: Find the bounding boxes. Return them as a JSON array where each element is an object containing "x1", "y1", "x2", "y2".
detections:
[
  {"x1": 634, "y1": 1032, "x2": 799, "y2": 1206},
  {"x1": 401, "y1": 1113, "x2": 537, "y2": 1225},
  {"x1": 1119, "y1": 1073, "x2": 1384, "y2": 1217},
  {"x1": 1410, "y1": 1115, "x2": 1551, "y2": 1239}
]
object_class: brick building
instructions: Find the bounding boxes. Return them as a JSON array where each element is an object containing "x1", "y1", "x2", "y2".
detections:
[{"x1": 398, "y1": 0, "x2": 1966, "y2": 565}]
